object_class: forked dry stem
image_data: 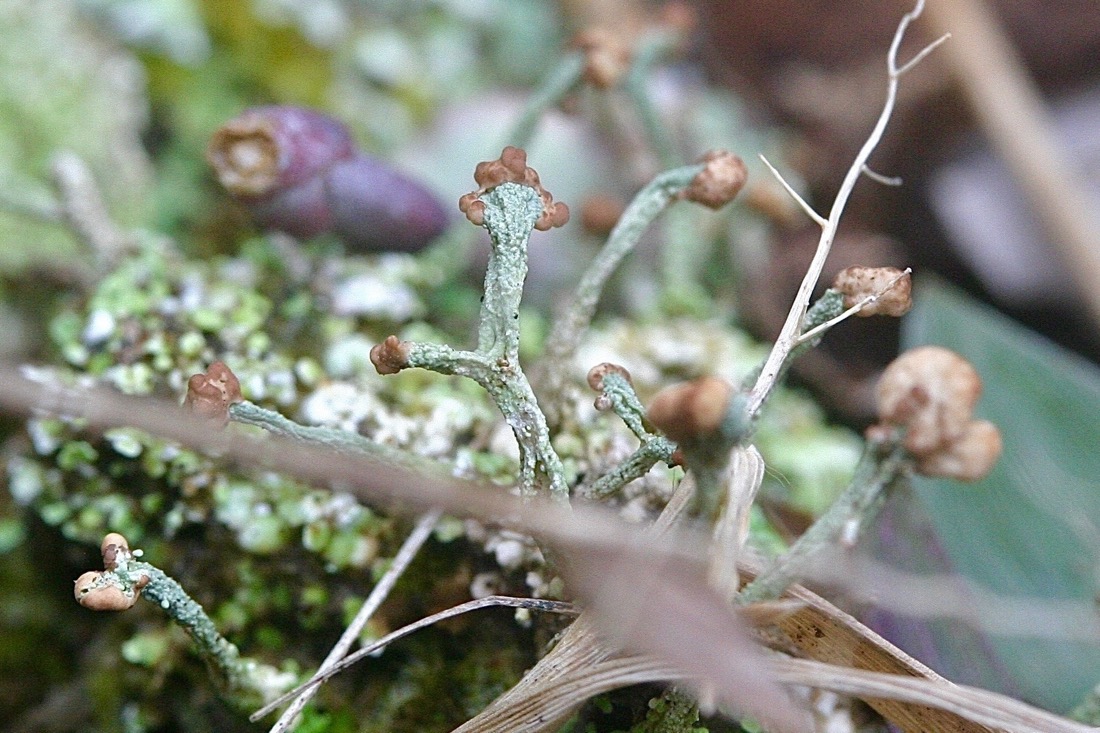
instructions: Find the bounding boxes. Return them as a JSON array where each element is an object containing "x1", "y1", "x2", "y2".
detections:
[
  {"x1": 262, "y1": 511, "x2": 442, "y2": 732},
  {"x1": 746, "y1": 0, "x2": 948, "y2": 418}
]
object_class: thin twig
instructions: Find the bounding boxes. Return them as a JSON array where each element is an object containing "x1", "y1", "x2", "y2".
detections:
[
  {"x1": 895, "y1": 30, "x2": 951, "y2": 76},
  {"x1": 252, "y1": 595, "x2": 580, "y2": 720},
  {"x1": 860, "y1": 164, "x2": 903, "y2": 187},
  {"x1": 708, "y1": 445, "x2": 765, "y2": 601},
  {"x1": 746, "y1": 0, "x2": 942, "y2": 419},
  {"x1": 758, "y1": 154, "x2": 826, "y2": 227},
  {"x1": 262, "y1": 510, "x2": 442, "y2": 732},
  {"x1": 50, "y1": 151, "x2": 135, "y2": 268},
  {"x1": 795, "y1": 268, "x2": 912, "y2": 345}
]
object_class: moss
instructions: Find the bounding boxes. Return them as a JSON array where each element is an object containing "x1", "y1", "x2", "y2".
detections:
[{"x1": 0, "y1": 2, "x2": 871, "y2": 727}]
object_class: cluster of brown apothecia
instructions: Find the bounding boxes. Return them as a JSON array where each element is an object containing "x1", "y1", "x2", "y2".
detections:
[
  {"x1": 871, "y1": 346, "x2": 1002, "y2": 481},
  {"x1": 183, "y1": 361, "x2": 243, "y2": 426},
  {"x1": 457, "y1": 146, "x2": 570, "y2": 231},
  {"x1": 74, "y1": 533, "x2": 147, "y2": 611}
]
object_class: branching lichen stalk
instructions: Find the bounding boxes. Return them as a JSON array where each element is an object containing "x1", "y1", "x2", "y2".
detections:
[
  {"x1": 585, "y1": 370, "x2": 676, "y2": 500},
  {"x1": 476, "y1": 184, "x2": 542, "y2": 360},
  {"x1": 90, "y1": 552, "x2": 288, "y2": 706},
  {"x1": 586, "y1": 438, "x2": 675, "y2": 500},
  {"x1": 396, "y1": 182, "x2": 569, "y2": 503},
  {"x1": 134, "y1": 563, "x2": 252, "y2": 688},
  {"x1": 738, "y1": 441, "x2": 909, "y2": 604},
  {"x1": 541, "y1": 163, "x2": 705, "y2": 421},
  {"x1": 227, "y1": 400, "x2": 440, "y2": 476}
]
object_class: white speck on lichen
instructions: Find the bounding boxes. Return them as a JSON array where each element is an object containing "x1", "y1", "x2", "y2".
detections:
[
  {"x1": 82, "y1": 309, "x2": 116, "y2": 346},
  {"x1": 105, "y1": 428, "x2": 144, "y2": 458},
  {"x1": 331, "y1": 272, "x2": 422, "y2": 320},
  {"x1": 470, "y1": 571, "x2": 502, "y2": 599},
  {"x1": 7, "y1": 456, "x2": 46, "y2": 504},
  {"x1": 27, "y1": 419, "x2": 62, "y2": 455},
  {"x1": 324, "y1": 335, "x2": 376, "y2": 378},
  {"x1": 300, "y1": 382, "x2": 382, "y2": 433}
]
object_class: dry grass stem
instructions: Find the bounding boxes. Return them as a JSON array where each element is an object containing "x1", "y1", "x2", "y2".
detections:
[
  {"x1": 254, "y1": 595, "x2": 580, "y2": 720},
  {"x1": 747, "y1": 0, "x2": 945, "y2": 418},
  {"x1": 708, "y1": 445, "x2": 765, "y2": 601},
  {"x1": 796, "y1": 267, "x2": 913, "y2": 345},
  {"x1": 261, "y1": 510, "x2": 442, "y2": 732}
]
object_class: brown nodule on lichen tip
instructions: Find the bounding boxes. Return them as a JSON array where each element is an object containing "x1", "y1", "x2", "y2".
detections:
[
  {"x1": 875, "y1": 346, "x2": 981, "y2": 457},
  {"x1": 571, "y1": 28, "x2": 633, "y2": 89},
  {"x1": 656, "y1": 1, "x2": 698, "y2": 37},
  {"x1": 459, "y1": 147, "x2": 570, "y2": 231},
  {"x1": 646, "y1": 375, "x2": 733, "y2": 442},
  {"x1": 75, "y1": 571, "x2": 139, "y2": 611},
  {"x1": 586, "y1": 362, "x2": 633, "y2": 392},
  {"x1": 915, "y1": 419, "x2": 1002, "y2": 482},
  {"x1": 681, "y1": 150, "x2": 748, "y2": 209},
  {"x1": 833, "y1": 266, "x2": 913, "y2": 317},
  {"x1": 873, "y1": 346, "x2": 1001, "y2": 482},
  {"x1": 100, "y1": 532, "x2": 130, "y2": 571},
  {"x1": 370, "y1": 336, "x2": 411, "y2": 375},
  {"x1": 205, "y1": 116, "x2": 281, "y2": 197},
  {"x1": 184, "y1": 361, "x2": 243, "y2": 427}
]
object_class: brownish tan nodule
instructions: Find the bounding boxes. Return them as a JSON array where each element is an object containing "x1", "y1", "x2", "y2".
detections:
[
  {"x1": 875, "y1": 346, "x2": 1001, "y2": 481},
  {"x1": 184, "y1": 361, "x2": 243, "y2": 427},
  {"x1": 833, "y1": 266, "x2": 913, "y2": 317},
  {"x1": 370, "y1": 335, "x2": 412, "y2": 375},
  {"x1": 459, "y1": 147, "x2": 570, "y2": 231},
  {"x1": 682, "y1": 150, "x2": 748, "y2": 210},
  {"x1": 647, "y1": 375, "x2": 733, "y2": 443}
]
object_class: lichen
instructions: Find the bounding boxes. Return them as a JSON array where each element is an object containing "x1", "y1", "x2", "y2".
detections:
[{"x1": 0, "y1": 2, "x2": 876, "y2": 729}]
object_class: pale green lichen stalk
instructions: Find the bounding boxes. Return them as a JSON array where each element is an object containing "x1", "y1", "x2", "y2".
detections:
[
  {"x1": 738, "y1": 439, "x2": 909, "y2": 604},
  {"x1": 584, "y1": 364, "x2": 676, "y2": 500},
  {"x1": 227, "y1": 400, "x2": 444, "y2": 478},
  {"x1": 541, "y1": 163, "x2": 704, "y2": 410},
  {"x1": 373, "y1": 149, "x2": 571, "y2": 503},
  {"x1": 541, "y1": 151, "x2": 747, "y2": 426},
  {"x1": 75, "y1": 533, "x2": 294, "y2": 708}
]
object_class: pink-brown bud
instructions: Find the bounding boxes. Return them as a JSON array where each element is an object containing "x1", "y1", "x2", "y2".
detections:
[
  {"x1": 586, "y1": 362, "x2": 633, "y2": 392},
  {"x1": 656, "y1": 1, "x2": 698, "y2": 38},
  {"x1": 100, "y1": 532, "x2": 130, "y2": 571},
  {"x1": 370, "y1": 335, "x2": 411, "y2": 375},
  {"x1": 75, "y1": 571, "x2": 138, "y2": 611},
  {"x1": 876, "y1": 346, "x2": 982, "y2": 457},
  {"x1": 874, "y1": 347, "x2": 1001, "y2": 482},
  {"x1": 572, "y1": 28, "x2": 633, "y2": 89},
  {"x1": 915, "y1": 419, "x2": 1002, "y2": 482},
  {"x1": 184, "y1": 361, "x2": 243, "y2": 426},
  {"x1": 459, "y1": 147, "x2": 570, "y2": 231},
  {"x1": 682, "y1": 150, "x2": 748, "y2": 209},
  {"x1": 832, "y1": 266, "x2": 913, "y2": 317},
  {"x1": 579, "y1": 193, "x2": 626, "y2": 236},
  {"x1": 646, "y1": 376, "x2": 733, "y2": 442}
]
